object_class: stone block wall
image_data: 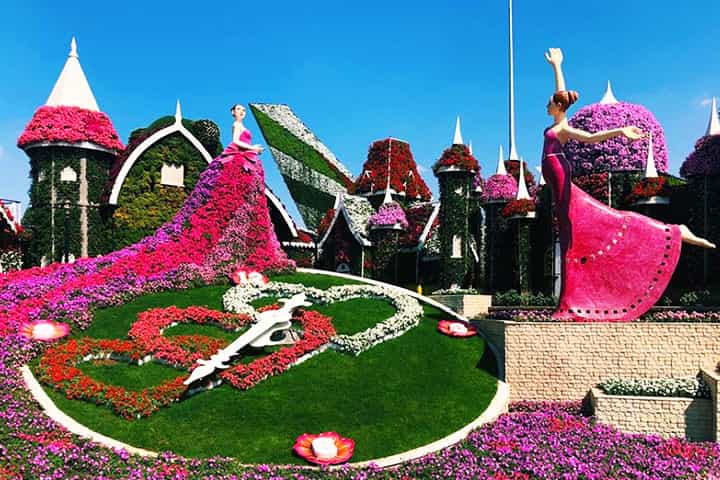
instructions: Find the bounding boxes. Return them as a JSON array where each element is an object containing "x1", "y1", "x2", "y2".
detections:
[
  {"x1": 477, "y1": 320, "x2": 720, "y2": 401},
  {"x1": 589, "y1": 388, "x2": 714, "y2": 441},
  {"x1": 701, "y1": 366, "x2": 720, "y2": 441},
  {"x1": 430, "y1": 294, "x2": 492, "y2": 318}
]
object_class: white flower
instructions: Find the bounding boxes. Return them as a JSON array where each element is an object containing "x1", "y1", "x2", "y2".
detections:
[{"x1": 223, "y1": 282, "x2": 424, "y2": 355}]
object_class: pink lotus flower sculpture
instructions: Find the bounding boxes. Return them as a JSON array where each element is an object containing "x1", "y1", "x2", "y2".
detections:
[
  {"x1": 438, "y1": 319, "x2": 477, "y2": 337},
  {"x1": 20, "y1": 321, "x2": 70, "y2": 341},
  {"x1": 293, "y1": 432, "x2": 355, "y2": 465}
]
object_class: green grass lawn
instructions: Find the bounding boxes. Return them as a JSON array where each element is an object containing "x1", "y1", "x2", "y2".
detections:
[{"x1": 38, "y1": 272, "x2": 498, "y2": 464}]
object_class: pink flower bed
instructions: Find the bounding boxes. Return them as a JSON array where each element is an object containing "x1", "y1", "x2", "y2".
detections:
[
  {"x1": 481, "y1": 174, "x2": 518, "y2": 202},
  {"x1": 369, "y1": 202, "x2": 409, "y2": 229},
  {"x1": 17, "y1": 106, "x2": 125, "y2": 151}
]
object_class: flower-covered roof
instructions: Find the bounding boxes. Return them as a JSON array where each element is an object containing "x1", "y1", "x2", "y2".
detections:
[
  {"x1": 565, "y1": 101, "x2": 668, "y2": 175},
  {"x1": 680, "y1": 99, "x2": 720, "y2": 178},
  {"x1": 318, "y1": 194, "x2": 375, "y2": 248},
  {"x1": 433, "y1": 144, "x2": 479, "y2": 174},
  {"x1": 352, "y1": 138, "x2": 432, "y2": 201},
  {"x1": 18, "y1": 38, "x2": 123, "y2": 152},
  {"x1": 680, "y1": 135, "x2": 720, "y2": 178},
  {"x1": 369, "y1": 201, "x2": 408, "y2": 229},
  {"x1": 18, "y1": 106, "x2": 124, "y2": 152},
  {"x1": 0, "y1": 200, "x2": 23, "y2": 235},
  {"x1": 480, "y1": 174, "x2": 518, "y2": 203},
  {"x1": 398, "y1": 202, "x2": 440, "y2": 251}
]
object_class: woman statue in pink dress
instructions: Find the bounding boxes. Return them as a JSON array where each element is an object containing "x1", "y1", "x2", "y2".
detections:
[
  {"x1": 220, "y1": 104, "x2": 265, "y2": 170},
  {"x1": 542, "y1": 48, "x2": 715, "y2": 321}
]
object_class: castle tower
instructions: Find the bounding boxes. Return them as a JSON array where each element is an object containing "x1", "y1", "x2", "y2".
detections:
[
  {"x1": 18, "y1": 38, "x2": 123, "y2": 265},
  {"x1": 433, "y1": 118, "x2": 479, "y2": 288}
]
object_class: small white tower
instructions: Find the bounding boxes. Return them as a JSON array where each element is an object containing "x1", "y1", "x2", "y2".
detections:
[{"x1": 496, "y1": 145, "x2": 507, "y2": 175}]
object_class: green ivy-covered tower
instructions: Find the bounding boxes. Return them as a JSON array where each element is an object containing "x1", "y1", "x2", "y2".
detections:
[
  {"x1": 18, "y1": 38, "x2": 124, "y2": 266},
  {"x1": 433, "y1": 119, "x2": 480, "y2": 288}
]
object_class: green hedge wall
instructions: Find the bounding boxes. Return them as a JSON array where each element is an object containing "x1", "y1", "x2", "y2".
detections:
[{"x1": 111, "y1": 130, "x2": 211, "y2": 248}]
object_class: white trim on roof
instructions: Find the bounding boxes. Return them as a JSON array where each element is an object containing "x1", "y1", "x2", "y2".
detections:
[
  {"x1": 265, "y1": 187, "x2": 298, "y2": 238},
  {"x1": 317, "y1": 194, "x2": 372, "y2": 248},
  {"x1": 108, "y1": 101, "x2": 213, "y2": 205},
  {"x1": 417, "y1": 202, "x2": 441, "y2": 248}
]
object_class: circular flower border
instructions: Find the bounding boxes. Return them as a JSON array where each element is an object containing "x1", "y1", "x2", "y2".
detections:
[{"x1": 222, "y1": 282, "x2": 424, "y2": 355}]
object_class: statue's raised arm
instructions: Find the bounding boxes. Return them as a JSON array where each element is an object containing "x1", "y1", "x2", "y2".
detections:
[{"x1": 545, "y1": 48, "x2": 566, "y2": 92}]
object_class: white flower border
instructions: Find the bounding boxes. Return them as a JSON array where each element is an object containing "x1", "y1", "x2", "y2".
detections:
[{"x1": 222, "y1": 281, "x2": 424, "y2": 355}]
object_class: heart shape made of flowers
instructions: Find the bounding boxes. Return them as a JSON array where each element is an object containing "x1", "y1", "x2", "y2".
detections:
[
  {"x1": 36, "y1": 305, "x2": 336, "y2": 420},
  {"x1": 222, "y1": 282, "x2": 424, "y2": 356}
]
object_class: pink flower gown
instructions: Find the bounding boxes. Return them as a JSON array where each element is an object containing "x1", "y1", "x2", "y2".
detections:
[
  {"x1": 220, "y1": 129, "x2": 260, "y2": 172},
  {"x1": 542, "y1": 128, "x2": 682, "y2": 321}
]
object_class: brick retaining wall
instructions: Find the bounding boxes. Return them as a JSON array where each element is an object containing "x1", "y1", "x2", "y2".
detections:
[{"x1": 477, "y1": 320, "x2": 720, "y2": 402}]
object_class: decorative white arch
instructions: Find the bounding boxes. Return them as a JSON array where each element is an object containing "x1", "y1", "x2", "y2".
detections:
[
  {"x1": 264, "y1": 187, "x2": 298, "y2": 238},
  {"x1": 318, "y1": 194, "x2": 372, "y2": 248},
  {"x1": 108, "y1": 100, "x2": 213, "y2": 205}
]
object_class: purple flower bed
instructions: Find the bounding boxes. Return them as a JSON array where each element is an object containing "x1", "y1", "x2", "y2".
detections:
[
  {"x1": 368, "y1": 202, "x2": 409, "y2": 229},
  {"x1": 490, "y1": 308, "x2": 720, "y2": 323},
  {"x1": 481, "y1": 174, "x2": 518, "y2": 202},
  {"x1": 565, "y1": 102, "x2": 668, "y2": 175},
  {"x1": 680, "y1": 134, "x2": 720, "y2": 178},
  {"x1": 3, "y1": 336, "x2": 719, "y2": 480}
]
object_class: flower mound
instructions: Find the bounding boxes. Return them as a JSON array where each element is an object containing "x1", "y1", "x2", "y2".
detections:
[
  {"x1": 481, "y1": 174, "x2": 518, "y2": 202},
  {"x1": 438, "y1": 319, "x2": 477, "y2": 337},
  {"x1": 17, "y1": 105, "x2": 125, "y2": 151},
  {"x1": 433, "y1": 144, "x2": 479, "y2": 173},
  {"x1": 501, "y1": 199, "x2": 535, "y2": 218},
  {"x1": 681, "y1": 134, "x2": 720, "y2": 177},
  {"x1": 368, "y1": 202, "x2": 409, "y2": 229},
  {"x1": 565, "y1": 102, "x2": 668, "y2": 174},
  {"x1": 293, "y1": 432, "x2": 355, "y2": 465}
]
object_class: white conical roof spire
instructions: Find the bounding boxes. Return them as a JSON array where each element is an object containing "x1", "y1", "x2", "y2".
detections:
[
  {"x1": 468, "y1": 140, "x2": 473, "y2": 155},
  {"x1": 644, "y1": 133, "x2": 658, "y2": 178},
  {"x1": 453, "y1": 116, "x2": 463, "y2": 145},
  {"x1": 46, "y1": 37, "x2": 100, "y2": 111},
  {"x1": 496, "y1": 145, "x2": 507, "y2": 175},
  {"x1": 382, "y1": 188, "x2": 394, "y2": 205},
  {"x1": 599, "y1": 80, "x2": 619, "y2": 105},
  {"x1": 175, "y1": 99, "x2": 183, "y2": 123},
  {"x1": 535, "y1": 165, "x2": 546, "y2": 186},
  {"x1": 516, "y1": 157, "x2": 530, "y2": 200},
  {"x1": 706, "y1": 97, "x2": 720, "y2": 136}
]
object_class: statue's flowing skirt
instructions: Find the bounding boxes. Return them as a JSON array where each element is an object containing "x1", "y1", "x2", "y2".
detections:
[{"x1": 545, "y1": 152, "x2": 682, "y2": 321}]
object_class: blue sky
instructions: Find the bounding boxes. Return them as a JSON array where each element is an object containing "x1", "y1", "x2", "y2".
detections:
[{"x1": 1, "y1": 1, "x2": 718, "y2": 227}]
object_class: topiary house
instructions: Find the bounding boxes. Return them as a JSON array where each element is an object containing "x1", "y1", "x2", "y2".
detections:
[
  {"x1": 105, "y1": 103, "x2": 221, "y2": 248},
  {"x1": 19, "y1": 39, "x2": 124, "y2": 266},
  {"x1": 433, "y1": 143, "x2": 479, "y2": 289},
  {"x1": 676, "y1": 98, "x2": 720, "y2": 286}
]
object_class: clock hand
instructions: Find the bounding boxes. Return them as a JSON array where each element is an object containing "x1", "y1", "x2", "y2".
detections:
[{"x1": 183, "y1": 293, "x2": 312, "y2": 386}]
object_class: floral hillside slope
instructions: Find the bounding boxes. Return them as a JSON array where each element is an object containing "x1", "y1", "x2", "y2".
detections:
[{"x1": 0, "y1": 153, "x2": 293, "y2": 338}]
